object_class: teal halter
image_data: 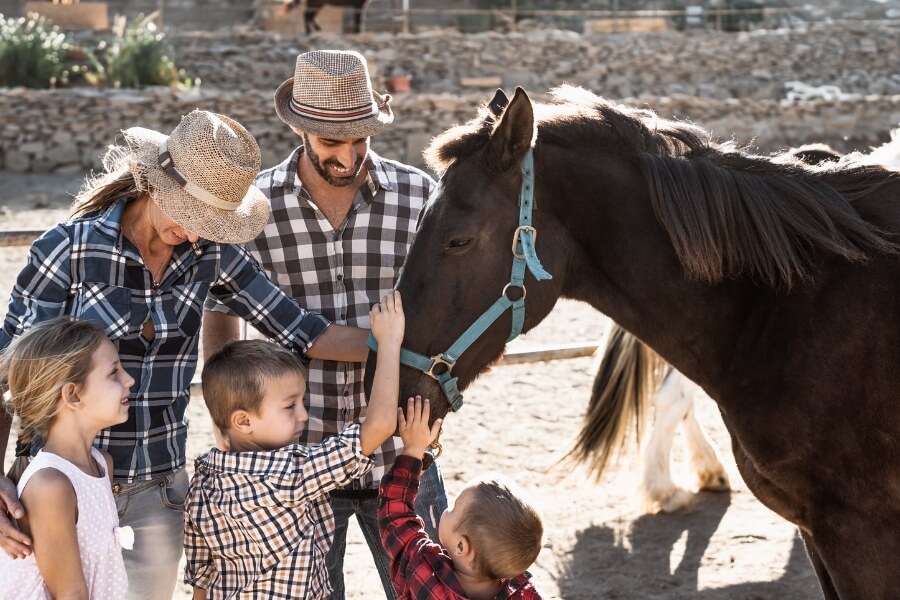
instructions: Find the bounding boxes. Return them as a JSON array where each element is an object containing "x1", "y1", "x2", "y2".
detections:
[{"x1": 368, "y1": 149, "x2": 552, "y2": 412}]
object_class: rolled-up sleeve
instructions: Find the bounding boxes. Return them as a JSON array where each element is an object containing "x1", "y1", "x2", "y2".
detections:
[
  {"x1": 207, "y1": 243, "x2": 330, "y2": 357},
  {"x1": 0, "y1": 225, "x2": 72, "y2": 350}
]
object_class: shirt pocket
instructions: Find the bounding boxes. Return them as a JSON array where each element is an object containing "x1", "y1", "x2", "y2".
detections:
[
  {"x1": 71, "y1": 283, "x2": 132, "y2": 340},
  {"x1": 170, "y1": 282, "x2": 208, "y2": 338}
]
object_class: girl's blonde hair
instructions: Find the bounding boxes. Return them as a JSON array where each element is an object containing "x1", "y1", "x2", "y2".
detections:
[
  {"x1": 69, "y1": 144, "x2": 143, "y2": 219},
  {"x1": 1, "y1": 318, "x2": 108, "y2": 484}
]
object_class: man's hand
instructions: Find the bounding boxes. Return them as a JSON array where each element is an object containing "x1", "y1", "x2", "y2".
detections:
[
  {"x1": 0, "y1": 474, "x2": 31, "y2": 558},
  {"x1": 399, "y1": 396, "x2": 442, "y2": 459}
]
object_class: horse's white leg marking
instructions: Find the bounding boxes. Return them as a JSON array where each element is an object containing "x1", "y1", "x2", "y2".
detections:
[
  {"x1": 639, "y1": 370, "x2": 694, "y2": 513},
  {"x1": 680, "y1": 382, "x2": 731, "y2": 492}
]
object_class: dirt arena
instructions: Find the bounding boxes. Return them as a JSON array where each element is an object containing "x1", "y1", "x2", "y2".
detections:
[{"x1": 0, "y1": 174, "x2": 821, "y2": 599}]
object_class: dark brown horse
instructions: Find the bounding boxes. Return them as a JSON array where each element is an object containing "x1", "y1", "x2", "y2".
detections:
[
  {"x1": 284, "y1": 0, "x2": 369, "y2": 34},
  {"x1": 370, "y1": 86, "x2": 900, "y2": 598}
]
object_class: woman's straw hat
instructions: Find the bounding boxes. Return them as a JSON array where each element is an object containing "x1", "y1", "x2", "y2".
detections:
[
  {"x1": 122, "y1": 110, "x2": 270, "y2": 244},
  {"x1": 274, "y1": 50, "x2": 393, "y2": 139}
]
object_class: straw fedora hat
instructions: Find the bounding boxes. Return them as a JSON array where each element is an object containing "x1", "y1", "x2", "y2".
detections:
[
  {"x1": 122, "y1": 110, "x2": 270, "y2": 244},
  {"x1": 274, "y1": 50, "x2": 394, "y2": 139}
]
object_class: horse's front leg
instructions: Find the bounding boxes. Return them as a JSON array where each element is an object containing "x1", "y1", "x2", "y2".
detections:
[
  {"x1": 681, "y1": 388, "x2": 730, "y2": 492},
  {"x1": 800, "y1": 530, "x2": 840, "y2": 600},
  {"x1": 638, "y1": 371, "x2": 694, "y2": 513},
  {"x1": 304, "y1": 9, "x2": 319, "y2": 33}
]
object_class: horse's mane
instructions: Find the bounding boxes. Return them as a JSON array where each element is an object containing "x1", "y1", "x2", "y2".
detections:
[{"x1": 425, "y1": 85, "x2": 899, "y2": 288}]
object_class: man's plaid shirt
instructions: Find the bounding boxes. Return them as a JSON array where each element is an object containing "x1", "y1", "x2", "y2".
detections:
[
  {"x1": 0, "y1": 200, "x2": 330, "y2": 482},
  {"x1": 209, "y1": 146, "x2": 434, "y2": 489},
  {"x1": 184, "y1": 423, "x2": 374, "y2": 599},
  {"x1": 378, "y1": 455, "x2": 543, "y2": 600}
]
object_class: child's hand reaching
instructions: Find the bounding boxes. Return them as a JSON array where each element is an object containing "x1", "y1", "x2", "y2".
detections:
[
  {"x1": 370, "y1": 290, "x2": 404, "y2": 349},
  {"x1": 399, "y1": 396, "x2": 442, "y2": 459}
]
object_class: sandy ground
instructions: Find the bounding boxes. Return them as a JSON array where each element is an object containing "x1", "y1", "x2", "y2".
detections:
[{"x1": 0, "y1": 173, "x2": 822, "y2": 599}]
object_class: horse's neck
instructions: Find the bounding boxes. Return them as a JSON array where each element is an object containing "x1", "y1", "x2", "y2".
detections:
[{"x1": 544, "y1": 158, "x2": 752, "y2": 394}]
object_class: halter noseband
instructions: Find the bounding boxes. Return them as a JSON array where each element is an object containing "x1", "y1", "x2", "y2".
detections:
[{"x1": 368, "y1": 149, "x2": 552, "y2": 412}]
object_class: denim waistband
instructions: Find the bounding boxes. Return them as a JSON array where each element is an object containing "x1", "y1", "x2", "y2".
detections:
[{"x1": 112, "y1": 466, "x2": 185, "y2": 497}]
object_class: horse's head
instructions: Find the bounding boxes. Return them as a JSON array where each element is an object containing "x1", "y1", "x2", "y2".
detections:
[{"x1": 364, "y1": 88, "x2": 567, "y2": 422}]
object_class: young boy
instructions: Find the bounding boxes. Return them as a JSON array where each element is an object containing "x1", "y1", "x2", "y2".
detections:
[
  {"x1": 378, "y1": 397, "x2": 544, "y2": 600},
  {"x1": 184, "y1": 291, "x2": 405, "y2": 599}
]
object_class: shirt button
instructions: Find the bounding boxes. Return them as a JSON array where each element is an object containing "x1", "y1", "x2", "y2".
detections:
[
  {"x1": 340, "y1": 313, "x2": 346, "y2": 320},
  {"x1": 337, "y1": 274, "x2": 343, "y2": 281},
  {"x1": 343, "y1": 391, "x2": 350, "y2": 397}
]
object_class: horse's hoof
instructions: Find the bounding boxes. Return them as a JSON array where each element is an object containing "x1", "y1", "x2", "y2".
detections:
[
  {"x1": 694, "y1": 469, "x2": 731, "y2": 492},
  {"x1": 641, "y1": 486, "x2": 694, "y2": 514}
]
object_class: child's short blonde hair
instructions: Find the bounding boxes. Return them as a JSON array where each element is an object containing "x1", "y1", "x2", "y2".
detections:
[
  {"x1": 458, "y1": 477, "x2": 543, "y2": 580},
  {"x1": 202, "y1": 340, "x2": 306, "y2": 432}
]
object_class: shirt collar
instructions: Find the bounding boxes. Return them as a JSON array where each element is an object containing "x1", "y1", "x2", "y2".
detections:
[
  {"x1": 502, "y1": 571, "x2": 535, "y2": 596},
  {"x1": 92, "y1": 197, "x2": 209, "y2": 258}
]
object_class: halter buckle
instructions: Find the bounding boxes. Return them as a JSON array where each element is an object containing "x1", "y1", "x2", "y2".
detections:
[
  {"x1": 426, "y1": 354, "x2": 455, "y2": 379},
  {"x1": 511, "y1": 226, "x2": 537, "y2": 259}
]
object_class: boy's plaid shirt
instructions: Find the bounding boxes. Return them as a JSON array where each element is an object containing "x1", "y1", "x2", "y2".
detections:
[
  {"x1": 184, "y1": 423, "x2": 374, "y2": 599},
  {"x1": 0, "y1": 200, "x2": 329, "y2": 481},
  {"x1": 377, "y1": 455, "x2": 543, "y2": 600},
  {"x1": 208, "y1": 146, "x2": 434, "y2": 489}
]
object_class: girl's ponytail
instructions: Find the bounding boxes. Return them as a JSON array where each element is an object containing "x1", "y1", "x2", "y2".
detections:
[{"x1": 6, "y1": 432, "x2": 37, "y2": 485}]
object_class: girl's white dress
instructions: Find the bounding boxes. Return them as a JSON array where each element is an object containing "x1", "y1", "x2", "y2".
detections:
[{"x1": 0, "y1": 448, "x2": 130, "y2": 599}]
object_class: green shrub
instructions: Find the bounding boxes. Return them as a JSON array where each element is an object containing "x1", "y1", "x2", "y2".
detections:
[
  {"x1": 0, "y1": 13, "x2": 70, "y2": 88},
  {"x1": 98, "y1": 14, "x2": 181, "y2": 88}
]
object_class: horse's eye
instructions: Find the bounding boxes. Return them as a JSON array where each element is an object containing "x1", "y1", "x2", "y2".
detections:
[{"x1": 447, "y1": 238, "x2": 472, "y2": 249}]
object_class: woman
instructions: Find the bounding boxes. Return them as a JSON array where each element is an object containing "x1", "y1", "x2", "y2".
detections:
[{"x1": 0, "y1": 110, "x2": 368, "y2": 599}]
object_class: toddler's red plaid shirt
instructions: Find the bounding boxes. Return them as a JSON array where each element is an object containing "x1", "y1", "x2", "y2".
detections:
[{"x1": 377, "y1": 455, "x2": 542, "y2": 600}]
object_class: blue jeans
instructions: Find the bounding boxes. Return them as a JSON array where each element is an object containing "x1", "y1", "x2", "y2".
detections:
[
  {"x1": 326, "y1": 460, "x2": 448, "y2": 599},
  {"x1": 114, "y1": 468, "x2": 188, "y2": 600}
]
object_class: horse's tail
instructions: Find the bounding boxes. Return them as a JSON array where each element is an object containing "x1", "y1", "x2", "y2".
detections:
[{"x1": 569, "y1": 324, "x2": 667, "y2": 479}]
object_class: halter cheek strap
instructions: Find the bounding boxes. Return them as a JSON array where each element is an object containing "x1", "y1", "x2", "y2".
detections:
[{"x1": 369, "y1": 149, "x2": 551, "y2": 412}]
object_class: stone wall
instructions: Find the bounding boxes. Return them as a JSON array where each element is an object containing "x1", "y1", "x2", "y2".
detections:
[
  {"x1": 2, "y1": 22, "x2": 900, "y2": 175},
  {"x1": 174, "y1": 21, "x2": 900, "y2": 99},
  {"x1": 2, "y1": 87, "x2": 899, "y2": 175}
]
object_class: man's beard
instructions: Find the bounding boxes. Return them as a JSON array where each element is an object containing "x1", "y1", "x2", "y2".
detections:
[{"x1": 303, "y1": 134, "x2": 365, "y2": 187}]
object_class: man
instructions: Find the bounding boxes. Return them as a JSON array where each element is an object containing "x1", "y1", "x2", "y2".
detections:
[{"x1": 202, "y1": 50, "x2": 447, "y2": 599}]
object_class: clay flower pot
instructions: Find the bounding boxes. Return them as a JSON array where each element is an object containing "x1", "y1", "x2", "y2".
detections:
[{"x1": 385, "y1": 73, "x2": 412, "y2": 93}]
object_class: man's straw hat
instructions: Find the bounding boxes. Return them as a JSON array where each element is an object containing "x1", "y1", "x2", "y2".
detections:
[
  {"x1": 122, "y1": 110, "x2": 270, "y2": 244},
  {"x1": 274, "y1": 50, "x2": 393, "y2": 139}
]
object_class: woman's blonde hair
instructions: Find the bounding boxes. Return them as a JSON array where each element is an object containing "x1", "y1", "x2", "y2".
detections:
[
  {"x1": 69, "y1": 144, "x2": 143, "y2": 219},
  {"x1": 1, "y1": 318, "x2": 108, "y2": 484}
]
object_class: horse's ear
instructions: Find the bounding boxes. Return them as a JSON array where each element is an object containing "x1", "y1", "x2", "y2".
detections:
[
  {"x1": 487, "y1": 89, "x2": 509, "y2": 117},
  {"x1": 487, "y1": 86, "x2": 535, "y2": 172}
]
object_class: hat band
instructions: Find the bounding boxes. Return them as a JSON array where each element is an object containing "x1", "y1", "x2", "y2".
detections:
[
  {"x1": 158, "y1": 142, "x2": 239, "y2": 211},
  {"x1": 289, "y1": 98, "x2": 378, "y2": 123}
]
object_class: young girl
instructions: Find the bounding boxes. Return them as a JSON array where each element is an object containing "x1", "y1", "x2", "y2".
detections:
[{"x1": 0, "y1": 317, "x2": 134, "y2": 599}]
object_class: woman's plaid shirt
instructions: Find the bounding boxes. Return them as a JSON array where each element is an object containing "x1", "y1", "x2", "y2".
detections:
[
  {"x1": 208, "y1": 147, "x2": 434, "y2": 490},
  {"x1": 183, "y1": 424, "x2": 374, "y2": 599},
  {"x1": 377, "y1": 455, "x2": 543, "y2": 600},
  {"x1": 0, "y1": 200, "x2": 330, "y2": 482}
]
